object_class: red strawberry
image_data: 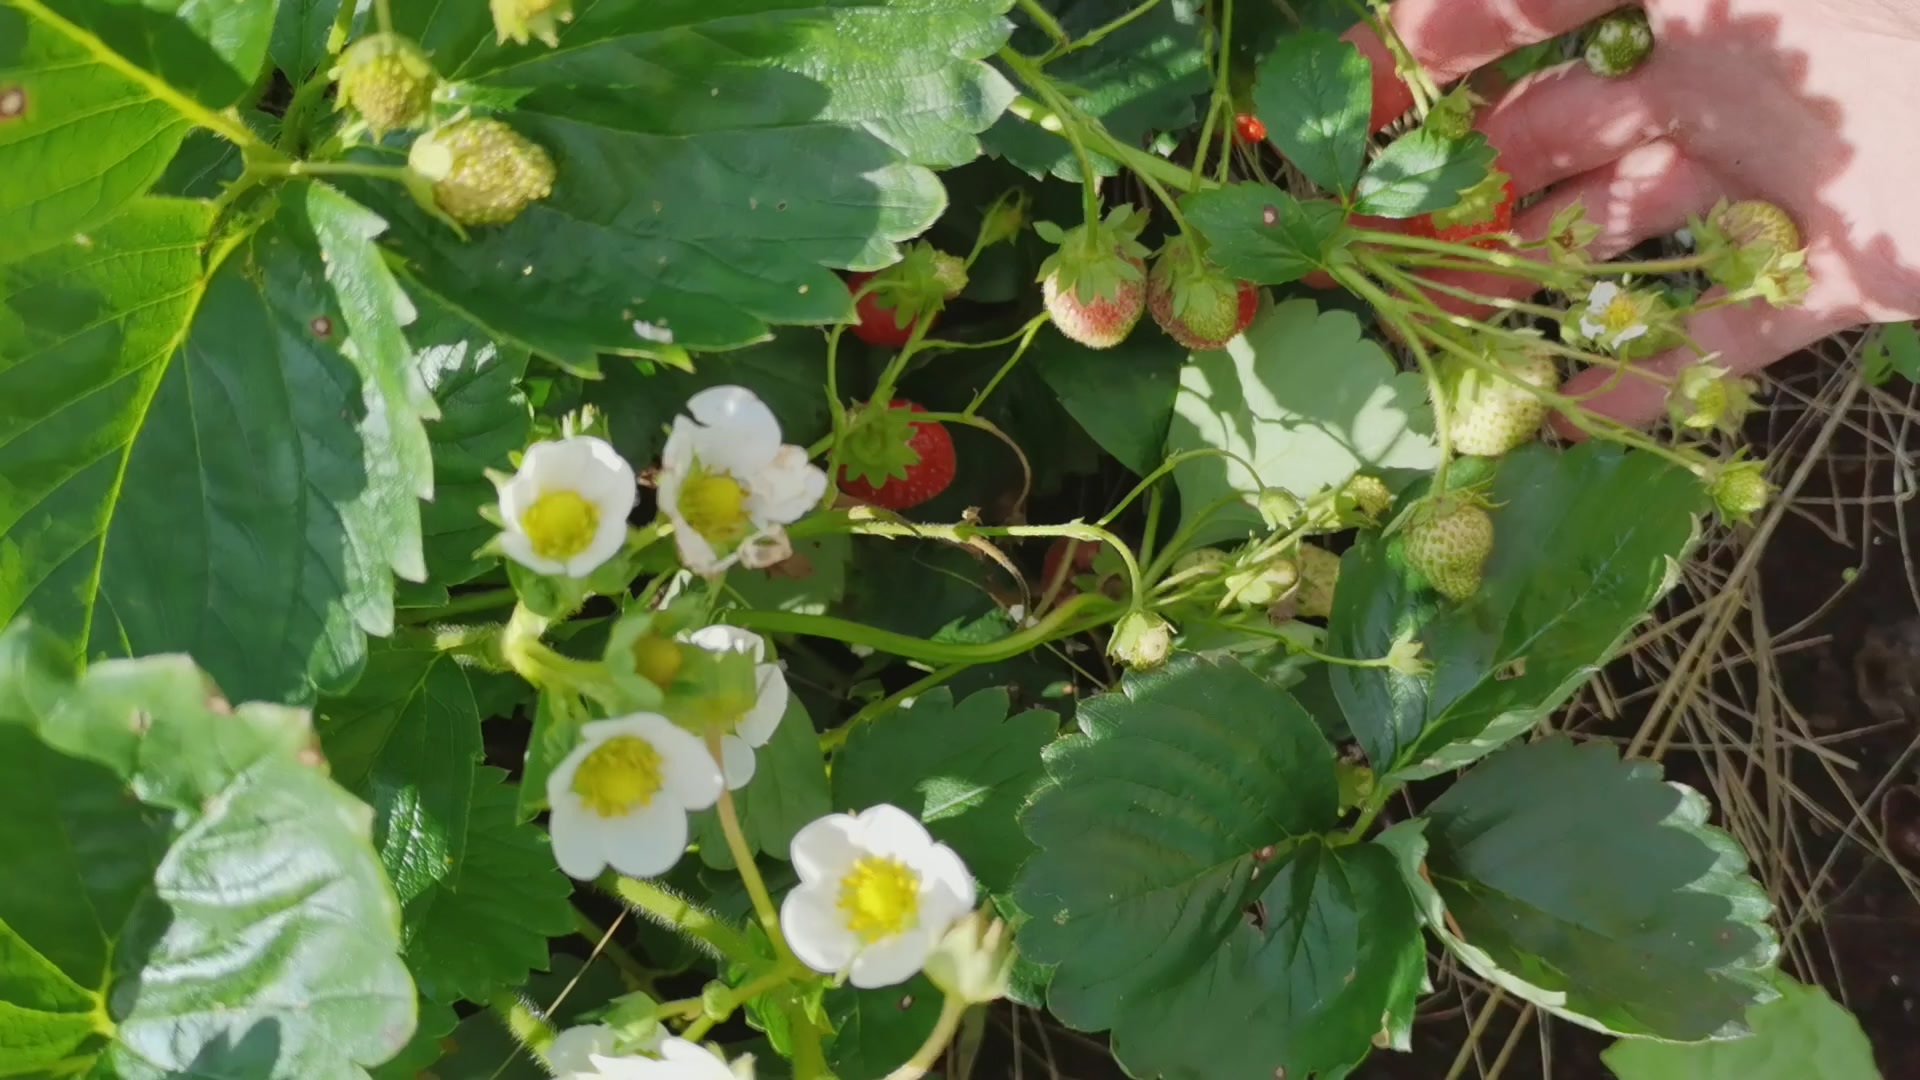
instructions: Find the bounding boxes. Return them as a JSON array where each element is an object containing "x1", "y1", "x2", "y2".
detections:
[
  {"x1": 1234, "y1": 113, "x2": 1267, "y2": 144},
  {"x1": 1408, "y1": 171, "x2": 1516, "y2": 248},
  {"x1": 1041, "y1": 537, "x2": 1098, "y2": 597},
  {"x1": 1036, "y1": 204, "x2": 1152, "y2": 349},
  {"x1": 844, "y1": 245, "x2": 968, "y2": 348},
  {"x1": 837, "y1": 400, "x2": 955, "y2": 510},
  {"x1": 1147, "y1": 238, "x2": 1258, "y2": 349},
  {"x1": 847, "y1": 271, "x2": 925, "y2": 347}
]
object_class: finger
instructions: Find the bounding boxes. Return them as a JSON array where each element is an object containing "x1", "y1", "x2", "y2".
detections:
[
  {"x1": 1398, "y1": 139, "x2": 1725, "y2": 318},
  {"x1": 1344, "y1": 0, "x2": 1627, "y2": 131},
  {"x1": 1552, "y1": 301, "x2": 1852, "y2": 436},
  {"x1": 1478, "y1": 61, "x2": 1672, "y2": 195}
]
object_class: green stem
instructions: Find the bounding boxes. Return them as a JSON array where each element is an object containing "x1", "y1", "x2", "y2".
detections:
[
  {"x1": 1012, "y1": 0, "x2": 1072, "y2": 50},
  {"x1": 1000, "y1": 49, "x2": 1104, "y2": 226},
  {"x1": 1097, "y1": 447, "x2": 1267, "y2": 530},
  {"x1": 847, "y1": 518, "x2": 1147, "y2": 610},
  {"x1": 400, "y1": 586, "x2": 518, "y2": 625},
  {"x1": 1005, "y1": 96, "x2": 1199, "y2": 194},
  {"x1": 608, "y1": 876, "x2": 760, "y2": 962},
  {"x1": 962, "y1": 314, "x2": 1051, "y2": 416},
  {"x1": 1051, "y1": 0, "x2": 1164, "y2": 60},
  {"x1": 885, "y1": 995, "x2": 971, "y2": 1080},
  {"x1": 708, "y1": 732, "x2": 800, "y2": 968},
  {"x1": 259, "y1": 159, "x2": 416, "y2": 182},
  {"x1": 1332, "y1": 793, "x2": 1389, "y2": 846},
  {"x1": 679, "y1": 964, "x2": 801, "y2": 1042},
  {"x1": 787, "y1": 999, "x2": 830, "y2": 1079},
  {"x1": 1192, "y1": 0, "x2": 1233, "y2": 188},
  {"x1": 1358, "y1": 251, "x2": 1565, "y2": 320},
  {"x1": 822, "y1": 663, "x2": 971, "y2": 752},
  {"x1": 727, "y1": 592, "x2": 1117, "y2": 665}
]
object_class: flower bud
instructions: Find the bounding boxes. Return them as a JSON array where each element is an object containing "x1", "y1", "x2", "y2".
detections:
[
  {"x1": 1108, "y1": 610, "x2": 1173, "y2": 669},
  {"x1": 332, "y1": 33, "x2": 437, "y2": 137},
  {"x1": 410, "y1": 117, "x2": 556, "y2": 227},
  {"x1": 924, "y1": 911, "x2": 1017, "y2": 1005},
  {"x1": 1708, "y1": 459, "x2": 1770, "y2": 525}
]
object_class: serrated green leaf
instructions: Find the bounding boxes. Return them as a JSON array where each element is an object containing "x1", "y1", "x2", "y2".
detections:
[
  {"x1": 271, "y1": 0, "x2": 347, "y2": 82},
  {"x1": 154, "y1": 126, "x2": 246, "y2": 198},
  {"x1": 1017, "y1": 657, "x2": 1401, "y2": 1078},
  {"x1": 824, "y1": 975, "x2": 942, "y2": 1080},
  {"x1": 985, "y1": 0, "x2": 1208, "y2": 180},
  {"x1": 1603, "y1": 975, "x2": 1881, "y2": 1080},
  {"x1": 1330, "y1": 444, "x2": 1703, "y2": 779},
  {"x1": 693, "y1": 695, "x2": 832, "y2": 868},
  {"x1": 1253, "y1": 31, "x2": 1372, "y2": 193},
  {"x1": 1164, "y1": 298, "x2": 1439, "y2": 546},
  {"x1": 317, "y1": 644, "x2": 484, "y2": 903},
  {"x1": 412, "y1": 291, "x2": 532, "y2": 586},
  {"x1": 400, "y1": 768, "x2": 574, "y2": 1005},
  {"x1": 0, "y1": 0, "x2": 274, "y2": 256},
  {"x1": 1183, "y1": 184, "x2": 1348, "y2": 284},
  {"x1": 1034, "y1": 325, "x2": 1185, "y2": 475},
  {"x1": 1379, "y1": 738, "x2": 1779, "y2": 1042},
  {"x1": 0, "y1": 620, "x2": 415, "y2": 1077},
  {"x1": 359, "y1": 0, "x2": 1016, "y2": 369},
  {"x1": 833, "y1": 687, "x2": 1052, "y2": 892},
  {"x1": 1354, "y1": 130, "x2": 1499, "y2": 218},
  {"x1": 0, "y1": 187, "x2": 434, "y2": 705}
]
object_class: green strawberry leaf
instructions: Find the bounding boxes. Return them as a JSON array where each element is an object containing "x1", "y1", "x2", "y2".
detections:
[
  {"x1": 1183, "y1": 184, "x2": 1349, "y2": 284},
  {"x1": 1163, "y1": 298, "x2": 1440, "y2": 546},
  {"x1": 317, "y1": 643, "x2": 486, "y2": 904},
  {"x1": 271, "y1": 0, "x2": 349, "y2": 83},
  {"x1": 824, "y1": 975, "x2": 944, "y2": 1080},
  {"x1": 1603, "y1": 974, "x2": 1882, "y2": 1080},
  {"x1": 0, "y1": 0, "x2": 274, "y2": 256},
  {"x1": 0, "y1": 188, "x2": 435, "y2": 705},
  {"x1": 1035, "y1": 324, "x2": 1187, "y2": 475},
  {"x1": 1017, "y1": 657, "x2": 1413, "y2": 1079},
  {"x1": 1378, "y1": 737, "x2": 1779, "y2": 1041},
  {"x1": 357, "y1": 0, "x2": 1017, "y2": 371},
  {"x1": 1353, "y1": 130, "x2": 1499, "y2": 219},
  {"x1": 1253, "y1": 31, "x2": 1373, "y2": 194},
  {"x1": 399, "y1": 768, "x2": 574, "y2": 1005},
  {"x1": 1329, "y1": 443, "x2": 1704, "y2": 780},
  {"x1": 692, "y1": 695, "x2": 832, "y2": 868},
  {"x1": 412, "y1": 290, "x2": 532, "y2": 587},
  {"x1": 985, "y1": 0, "x2": 1209, "y2": 180},
  {"x1": 0, "y1": 620, "x2": 414, "y2": 1077},
  {"x1": 833, "y1": 687, "x2": 1054, "y2": 893}
]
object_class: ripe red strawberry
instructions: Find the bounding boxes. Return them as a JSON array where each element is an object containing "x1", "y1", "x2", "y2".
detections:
[
  {"x1": 1037, "y1": 205, "x2": 1152, "y2": 349},
  {"x1": 1234, "y1": 113, "x2": 1267, "y2": 144},
  {"x1": 1147, "y1": 238, "x2": 1258, "y2": 350},
  {"x1": 845, "y1": 245, "x2": 968, "y2": 348},
  {"x1": 847, "y1": 272, "x2": 922, "y2": 346},
  {"x1": 1407, "y1": 171, "x2": 1516, "y2": 248},
  {"x1": 837, "y1": 400, "x2": 955, "y2": 510}
]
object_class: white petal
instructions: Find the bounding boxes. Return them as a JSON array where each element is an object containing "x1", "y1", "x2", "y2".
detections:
[
  {"x1": 747, "y1": 446, "x2": 829, "y2": 526},
  {"x1": 849, "y1": 931, "x2": 934, "y2": 989},
  {"x1": 521, "y1": 437, "x2": 623, "y2": 490},
  {"x1": 686, "y1": 385, "x2": 781, "y2": 465},
  {"x1": 1612, "y1": 323, "x2": 1650, "y2": 346},
  {"x1": 781, "y1": 882, "x2": 861, "y2": 975},
  {"x1": 581, "y1": 713, "x2": 672, "y2": 745},
  {"x1": 1578, "y1": 314, "x2": 1607, "y2": 340},
  {"x1": 721, "y1": 734, "x2": 757, "y2": 790},
  {"x1": 736, "y1": 528, "x2": 792, "y2": 570},
  {"x1": 911, "y1": 841, "x2": 978, "y2": 925},
  {"x1": 683, "y1": 624, "x2": 767, "y2": 661},
  {"x1": 658, "y1": 1037, "x2": 734, "y2": 1078},
  {"x1": 602, "y1": 797, "x2": 690, "y2": 878},
  {"x1": 563, "y1": 514, "x2": 629, "y2": 577},
  {"x1": 642, "y1": 718, "x2": 724, "y2": 810},
  {"x1": 789, "y1": 812, "x2": 863, "y2": 883},
  {"x1": 1585, "y1": 281, "x2": 1621, "y2": 310},
  {"x1": 855, "y1": 803, "x2": 936, "y2": 861},
  {"x1": 496, "y1": 467, "x2": 542, "y2": 525},
  {"x1": 736, "y1": 664, "x2": 788, "y2": 747},
  {"x1": 499, "y1": 529, "x2": 566, "y2": 576},
  {"x1": 547, "y1": 1025, "x2": 618, "y2": 1076},
  {"x1": 549, "y1": 801, "x2": 611, "y2": 881},
  {"x1": 668, "y1": 515, "x2": 733, "y2": 576}
]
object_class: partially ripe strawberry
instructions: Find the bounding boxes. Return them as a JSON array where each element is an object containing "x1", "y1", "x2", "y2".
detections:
[
  {"x1": 1036, "y1": 205, "x2": 1152, "y2": 349},
  {"x1": 1147, "y1": 238, "x2": 1259, "y2": 350},
  {"x1": 837, "y1": 400, "x2": 955, "y2": 510},
  {"x1": 1408, "y1": 170, "x2": 1516, "y2": 248},
  {"x1": 1234, "y1": 113, "x2": 1267, "y2": 144},
  {"x1": 1403, "y1": 495, "x2": 1494, "y2": 602},
  {"x1": 847, "y1": 272, "x2": 922, "y2": 346},
  {"x1": 1449, "y1": 349, "x2": 1558, "y2": 457}
]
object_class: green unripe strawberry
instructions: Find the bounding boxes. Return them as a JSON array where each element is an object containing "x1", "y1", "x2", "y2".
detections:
[
  {"x1": 1146, "y1": 238, "x2": 1258, "y2": 350},
  {"x1": 1295, "y1": 543, "x2": 1340, "y2": 619},
  {"x1": 333, "y1": 33, "x2": 437, "y2": 137},
  {"x1": 1342, "y1": 475, "x2": 1392, "y2": 519},
  {"x1": 1108, "y1": 610, "x2": 1174, "y2": 669},
  {"x1": 1036, "y1": 205, "x2": 1152, "y2": 349},
  {"x1": 1585, "y1": 9, "x2": 1653, "y2": 77},
  {"x1": 491, "y1": 0, "x2": 573, "y2": 46},
  {"x1": 1708, "y1": 460, "x2": 1770, "y2": 525},
  {"x1": 1449, "y1": 350, "x2": 1558, "y2": 457},
  {"x1": 409, "y1": 117, "x2": 556, "y2": 226},
  {"x1": 1403, "y1": 496, "x2": 1494, "y2": 602},
  {"x1": 1171, "y1": 548, "x2": 1229, "y2": 576},
  {"x1": 1713, "y1": 200, "x2": 1801, "y2": 255}
]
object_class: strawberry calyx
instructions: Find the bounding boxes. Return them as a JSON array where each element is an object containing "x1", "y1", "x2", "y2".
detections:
[
  {"x1": 1424, "y1": 168, "x2": 1515, "y2": 237},
  {"x1": 1035, "y1": 204, "x2": 1152, "y2": 308},
  {"x1": 1147, "y1": 237, "x2": 1258, "y2": 349},
  {"x1": 848, "y1": 242, "x2": 968, "y2": 341},
  {"x1": 838, "y1": 400, "x2": 929, "y2": 488}
]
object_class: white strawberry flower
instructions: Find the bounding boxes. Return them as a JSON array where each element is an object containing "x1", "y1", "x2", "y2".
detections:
[
  {"x1": 547, "y1": 714, "x2": 721, "y2": 880},
  {"x1": 547, "y1": 1025, "x2": 619, "y2": 1078},
  {"x1": 658, "y1": 386, "x2": 827, "y2": 576},
  {"x1": 1577, "y1": 282, "x2": 1652, "y2": 350},
  {"x1": 780, "y1": 804, "x2": 977, "y2": 989},
  {"x1": 680, "y1": 625, "x2": 790, "y2": 790},
  {"x1": 549, "y1": 1031, "x2": 750, "y2": 1080},
  {"x1": 496, "y1": 435, "x2": 636, "y2": 577}
]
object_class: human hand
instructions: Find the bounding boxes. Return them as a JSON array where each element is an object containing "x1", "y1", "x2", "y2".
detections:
[{"x1": 1343, "y1": 0, "x2": 1920, "y2": 429}]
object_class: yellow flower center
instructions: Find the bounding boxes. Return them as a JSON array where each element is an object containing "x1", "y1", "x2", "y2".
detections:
[
  {"x1": 631, "y1": 635, "x2": 684, "y2": 688},
  {"x1": 678, "y1": 465, "x2": 749, "y2": 543},
  {"x1": 571, "y1": 736, "x2": 665, "y2": 817},
  {"x1": 1600, "y1": 295, "x2": 1642, "y2": 336},
  {"x1": 521, "y1": 490, "x2": 599, "y2": 561},
  {"x1": 838, "y1": 856, "x2": 921, "y2": 943}
]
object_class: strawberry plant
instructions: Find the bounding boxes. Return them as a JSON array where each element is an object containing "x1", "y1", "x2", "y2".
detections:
[{"x1": 0, "y1": 0, "x2": 1839, "y2": 1077}]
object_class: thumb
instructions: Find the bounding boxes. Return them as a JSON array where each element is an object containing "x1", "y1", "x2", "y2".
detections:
[{"x1": 1552, "y1": 297, "x2": 1852, "y2": 438}]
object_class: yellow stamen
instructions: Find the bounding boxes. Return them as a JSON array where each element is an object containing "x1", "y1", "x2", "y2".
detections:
[
  {"x1": 1600, "y1": 296, "x2": 1642, "y2": 336},
  {"x1": 521, "y1": 489, "x2": 599, "y2": 561},
  {"x1": 838, "y1": 856, "x2": 921, "y2": 943},
  {"x1": 678, "y1": 465, "x2": 749, "y2": 543},
  {"x1": 571, "y1": 736, "x2": 665, "y2": 817}
]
